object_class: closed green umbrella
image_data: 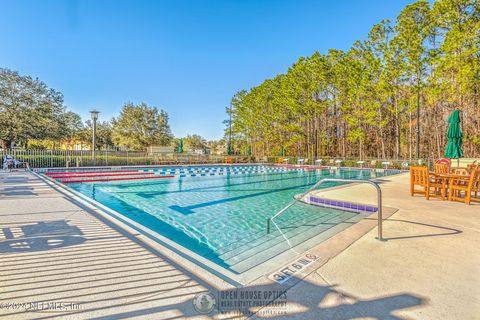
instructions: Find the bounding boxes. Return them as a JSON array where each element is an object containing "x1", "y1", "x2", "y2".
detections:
[
  {"x1": 279, "y1": 146, "x2": 284, "y2": 156},
  {"x1": 177, "y1": 138, "x2": 183, "y2": 153},
  {"x1": 227, "y1": 143, "x2": 231, "y2": 155},
  {"x1": 444, "y1": 110, "x2": 463, "y2": 163},
  {"x1": 247, "y1": 145, "x2": 251, "y2": 156}
]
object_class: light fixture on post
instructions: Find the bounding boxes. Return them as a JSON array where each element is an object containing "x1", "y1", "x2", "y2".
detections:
[
  {"x1": 228, "y1": 102, "x2": 232, "y2": 155},
  {"x1": 90, "y1": 109, "x2": 100, "y2": 166}
]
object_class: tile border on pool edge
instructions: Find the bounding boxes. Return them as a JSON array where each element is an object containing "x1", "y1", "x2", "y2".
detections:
[{"x1": 307, "y1": 196, "x2": 378, "y2": 213}]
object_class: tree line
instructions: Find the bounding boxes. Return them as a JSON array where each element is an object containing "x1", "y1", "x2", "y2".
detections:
[
  {"x1": 227, "y1": 0, "x2": 479, "y2": 160},
  {"x1": 0, "y1": 68, "x2": 200, "y2": 151}
]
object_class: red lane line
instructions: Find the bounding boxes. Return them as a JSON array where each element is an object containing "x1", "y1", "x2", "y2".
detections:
[
  {"x1": 45, "y1": 170, "x2": 139, "y2": 176},
  {"x1": 51, "y1": 172, "x2": 153, "y2": 179},
  {"x1": 62, "y1": 175, "x2": 175, "y2": 184},
  {"x1": 51, "y1": 173, "x2": 148, "y2": 178}
]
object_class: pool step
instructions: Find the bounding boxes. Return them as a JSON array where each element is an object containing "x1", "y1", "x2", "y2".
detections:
[
  {"x1": 214, "y1": 203, "x2": 333, "y2": 256},
  {"x1": 234, "y1": 220, "x2": 361, "y2": 275},
  {"x1": 220, "y1": 211, "x2": 355, "y2": 265},
  {"x1": 217, "y1": 210, "x2": 342, "y2": 261},
  {"x1": 228, "y1": 212, "x2": 362, "y2": 274}
]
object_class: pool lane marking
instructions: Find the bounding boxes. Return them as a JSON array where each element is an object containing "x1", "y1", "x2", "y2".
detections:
[
  {"x1": 62, "y1": 175, "x2": 175, "y2": 183},
  {"x1": 49, "y1": 172, "x2": 155, "y2": 179},
  {"x1": 45, "y1": 169, "x2": 140, "y2": 176}
]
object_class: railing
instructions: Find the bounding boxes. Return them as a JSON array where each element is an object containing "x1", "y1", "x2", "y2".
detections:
[
  {"x1": 267, "y1": 178, "x2": 384, "y2": 241},
  {"x1": 0, "y1": 149, "x2": 256, "y2": 168},
  {"x1": 1, "y1": 148, "x2": 434, "y2": 170}
]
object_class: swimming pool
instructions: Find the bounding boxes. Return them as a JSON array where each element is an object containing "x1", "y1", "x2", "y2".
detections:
[{"x1": 47, "y1": 165, "x2": 399, "y2": 277}]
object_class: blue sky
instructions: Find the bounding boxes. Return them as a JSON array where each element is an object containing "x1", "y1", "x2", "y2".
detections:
[{"x1": 0, "y1": 0, "x2": 414, "y2": 140}]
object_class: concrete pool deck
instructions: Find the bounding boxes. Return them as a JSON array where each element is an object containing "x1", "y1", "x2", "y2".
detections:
[{"x1": 1, "y1": 171, "x2": 479, "y2": 319}]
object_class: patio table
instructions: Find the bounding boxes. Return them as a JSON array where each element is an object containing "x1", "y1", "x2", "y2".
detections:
[{"x1": 429, "y1": 172, "x2": 469, "y2": 200}]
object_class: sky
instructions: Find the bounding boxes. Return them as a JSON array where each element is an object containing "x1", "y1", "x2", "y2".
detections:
[{"x1": 0, "y1": 0, "x2": 415, "y2": 140}]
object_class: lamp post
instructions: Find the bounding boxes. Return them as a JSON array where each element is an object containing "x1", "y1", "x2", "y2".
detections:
[
  {"x1": 90, "y1": 110, "x2": 100, "y2": 166},
  {"x1": 228, "y1": 102, "x2": 232, "y2": 155}
]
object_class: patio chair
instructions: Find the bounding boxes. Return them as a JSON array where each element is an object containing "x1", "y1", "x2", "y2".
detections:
[
  {"x1": 432, "y1": 163, "x2": 450, "y2": 187},
  {"x1": 434, "y1": 163, "x2": 449, "y2": 174},
  {"x1": 436, "y1": 158, "x2": 451, "y2": 168},
  {"x1": 474, "y1": 168, "x2": 480, "y2": 200},
  {"x1": 473, "y1": 169, "x2": 480, "y2": 200},
  {"x1": 2, "y1": 154, "x2": 21, "y2": 170},
  {"x1": 467, "y1": 161, "x2": 478, "y2": 173},
  {"x1": 453, "y1": 167, "x2": 469, "y2": 176},
  {"x1": 410, "y1": 166, "x2": 445, "y2": 200},
  {"x1": 2, "y1": 157, "x2": 11, "y2": 170},
  {"x1": 297, "y1": 158, "x2": 308, "y2": 165},
  {"x1": 433, "y1": 162, "x2": 450, "y2": 196},
  {"x1": 448, "y1": 167, "x2": 480, "y2": 205}
]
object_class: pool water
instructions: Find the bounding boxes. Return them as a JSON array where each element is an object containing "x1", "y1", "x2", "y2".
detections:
[{"x1": 65, "y1": 166, "x2": 398, "y2": 273}]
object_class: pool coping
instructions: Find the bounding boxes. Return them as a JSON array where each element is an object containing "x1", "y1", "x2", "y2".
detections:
[{"x1": 33, "y1": 168, "x2": 401, "y2": 288}]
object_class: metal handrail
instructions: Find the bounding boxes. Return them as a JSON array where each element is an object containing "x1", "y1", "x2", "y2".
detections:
[{"x1": 267, "y1": 178, "x2": 384, "y2": 241}]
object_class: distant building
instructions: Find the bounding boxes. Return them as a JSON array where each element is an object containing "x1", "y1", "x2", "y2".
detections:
[
  {"x1": 192, "y1": 147, "x2": 211, "y2": 155},
  {"x1": 213, "y1": 144, "x2": 227, "y2": 155},
  {"x1": 72, "y1": 143, "x2": 90, "y2": 151},
  {"x1": 147, "y1": 146, "x2": 175, "y2": 155}
]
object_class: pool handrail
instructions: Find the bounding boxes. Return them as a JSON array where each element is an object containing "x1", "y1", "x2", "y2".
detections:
[{"x1": 266, "y1": 178, "x2": 384, "y2": 241}]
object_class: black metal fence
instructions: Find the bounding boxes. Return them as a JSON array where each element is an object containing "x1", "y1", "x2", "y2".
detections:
[
  {"x1": 0, "y1": 149, "x2": 254, "y2": 168},
  {"x1": 1, "y1": 148, "x2": 433, "y2": 169}
]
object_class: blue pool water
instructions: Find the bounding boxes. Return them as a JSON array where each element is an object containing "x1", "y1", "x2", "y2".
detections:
[{"x1": 63, "y1": 165, "x2": 398, "y2": 272}]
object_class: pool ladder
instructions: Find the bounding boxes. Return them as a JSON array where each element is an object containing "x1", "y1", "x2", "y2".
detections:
[{"x1": 266, "y1": 178, "x2": 385, "y2": 241}]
